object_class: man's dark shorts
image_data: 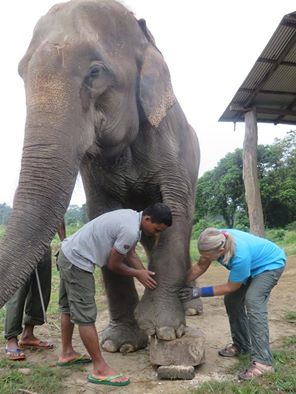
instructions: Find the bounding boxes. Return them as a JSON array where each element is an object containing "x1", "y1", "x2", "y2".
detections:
[{"x1": 58, "y1": 251, "x2": 97, "y2": 325}]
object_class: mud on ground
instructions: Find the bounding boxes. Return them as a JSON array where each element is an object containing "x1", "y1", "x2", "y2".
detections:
[{"x1": 2, "y1": 257, "x2": 295, "y2": 393}]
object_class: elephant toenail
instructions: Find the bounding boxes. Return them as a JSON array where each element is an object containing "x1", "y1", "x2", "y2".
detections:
[
  {"x1": 101, "y1": 340, "x2": 117, "y2": 352},
  {"x1": 119, "y1": 344, "x2": 134, "y2": 353},
  {"x1": 146, "y1": 327, "x2": 156, "y2": 336},
  {"x1": 176, "y1": 324, "x2": 185, "y2": 338},
  {"x1": 156, "y1": 326, "x2": 176, "y2": 341}
]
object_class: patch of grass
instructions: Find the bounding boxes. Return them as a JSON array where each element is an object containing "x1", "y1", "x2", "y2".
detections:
[
  {"x1": 0, "y1": 225, "x2": 6, "y2": 239},
  {"x1": 136, "y1": 244, "x2": 148, "y2": 265},
  {"x1": 0, "y1": 361, "x2": 69, "y2": 394},
  {"x1": 0, "y1": 308, "x2": 5, "y2": 344},
  {"x1": 190, "y1": 240, "x2": 199, "y2": 261},
  {"x1": 282, "y1": 335, "x2": 296, "y2": 347},
  {"x1": 283, "y1": 243, "x2": 296, "y2": 256},
  {"x1": 190, "y1": 337, "x2": 296, "y2": 394},
  {"x1": 0, "y1": 359, "x2": 31, "y2": 369},
  {"x1": 225, "y1": 353, "x2": 250, "y2": 375},
  {"x1": 266, "y1": 229, "x2": 296, "y2": 256},
  {"x1": 284, "y1": 311, "x2": 296, "y2": 323}
]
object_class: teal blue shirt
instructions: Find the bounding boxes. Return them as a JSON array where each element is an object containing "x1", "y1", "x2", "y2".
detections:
[{"x1": 218, "y1": 229, "x2": 286, "y2": 283}]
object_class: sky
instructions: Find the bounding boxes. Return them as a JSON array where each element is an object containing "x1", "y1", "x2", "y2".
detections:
[{"x1": 1, "y1": 0, "x2": 295, "y2": 206}]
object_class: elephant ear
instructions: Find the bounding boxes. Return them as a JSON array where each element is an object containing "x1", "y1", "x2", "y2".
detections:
[{"x1": 138, "y1": 19, "x2": 176, "y2": 128}]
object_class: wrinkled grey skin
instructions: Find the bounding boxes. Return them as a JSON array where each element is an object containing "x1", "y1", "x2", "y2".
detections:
[{"x1": 0, "y1": 0, "x2": 200, "y2": 351}]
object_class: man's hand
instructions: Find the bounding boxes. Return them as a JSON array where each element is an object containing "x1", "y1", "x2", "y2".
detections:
[
  {"x1": 136, "y1": 269, "x2": 157, "y2": 289},
  {"x1": 179, "y1": 286, "x2": 201, "y2": 302}
]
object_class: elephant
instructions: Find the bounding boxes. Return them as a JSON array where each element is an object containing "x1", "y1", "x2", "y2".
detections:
[{"x1": 0, "y1": 0, "x2": 200, "y2": 351}]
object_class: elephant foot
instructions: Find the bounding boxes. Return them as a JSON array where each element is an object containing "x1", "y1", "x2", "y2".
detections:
[
  {"x1": 184, "y1": 297, "x2": 203, "y2": 316},
  {"x1": 100, "y1": 322, "x2": 148, "y2": 353},
  {"x1": 135, "y1": 292, "x2": 186, "y2": 341}
]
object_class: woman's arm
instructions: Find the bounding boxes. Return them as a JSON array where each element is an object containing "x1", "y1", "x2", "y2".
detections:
[
  {"x1": 186, "y1": 256, "x2": 212, "y2": 283},
  {"x1": 180, "y1": 280, "x2": 242, "y2": 301},
  {"x1": 212, "y1": 281, "x2": 242, "y2": 296}
]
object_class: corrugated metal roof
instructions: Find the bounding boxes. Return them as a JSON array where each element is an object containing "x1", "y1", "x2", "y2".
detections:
[{"x1": 219, "y1": 11, "x2": 296, "y2": 125}]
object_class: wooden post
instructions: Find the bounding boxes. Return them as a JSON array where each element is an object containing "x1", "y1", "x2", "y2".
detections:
[{"x1": 243, "y1": 109, "x2": 265, "y2": 237}]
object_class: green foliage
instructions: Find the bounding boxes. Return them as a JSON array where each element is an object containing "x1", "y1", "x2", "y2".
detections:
[
  {"x1": 0, "y1": 224, "x2": 6, "y2": 239},
  {"x1": 285, "y1": 221, "x2": 296, "y2": 231},
  {"x1": 196, "y1": 130, "x2": 296, "y2": 229},
  {"x1": 65, "y1": 204, "x2": 88, "y2": 227},
  {"x1": 258, "y1": 131, "x2": 296, "y2": 227},
  {"x1": 191, "y1": 218, "x2": 226, "y2": 240},
  {"x1": 265, "y1": 229, "x2": 296, "y2": 256},
  {"x1": 266, "y1": 229, "x2": 286, "y2": 242},
  {"x1": 0, "y1": 203, "x2": 11, "y2": 225},
  {"x1": 196, "y1": 149, "x2": 245, "y2": 228},
  {"x1": 190, "y1": 240, "x2": 198, "y2": 261},
  {"x1": 0, "y1": 308, "x2": 5, "y2": 344}
]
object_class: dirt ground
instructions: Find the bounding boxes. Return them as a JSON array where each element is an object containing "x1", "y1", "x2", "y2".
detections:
[{"x1": 4, "y1": 257, "x2": 296, "y2": 393}]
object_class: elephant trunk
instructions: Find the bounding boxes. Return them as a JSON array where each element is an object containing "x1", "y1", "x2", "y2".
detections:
[{"x1": 0, "y1": 112, "x2": 81, "y2": 307}]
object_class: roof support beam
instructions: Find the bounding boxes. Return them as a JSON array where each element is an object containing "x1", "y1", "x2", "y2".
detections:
[
  {"x1": 243, "y1": 109, "x2": 265, "y2": 237},
  {"x1": 239, "y1": 87, "x2": 296, "y2": 96},
  {"x1": 258, "y1": 58, "x2": 296, "y2": 67},
  {"x1": 230, "y1": 105, "x2": 296, "y2": 117}
]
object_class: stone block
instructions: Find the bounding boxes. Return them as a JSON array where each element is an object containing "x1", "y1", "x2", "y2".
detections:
[
  {"x1": 150, "y1": 326, "x2": 205, "y2": 366},
  {"x1": 157, "y1": 365, "x2": 195, "y2": 380}
]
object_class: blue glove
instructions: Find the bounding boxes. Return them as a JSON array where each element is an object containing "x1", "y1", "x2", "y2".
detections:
[{"x1": 179, "y1": 286, "x2": 201, "y2": 301}]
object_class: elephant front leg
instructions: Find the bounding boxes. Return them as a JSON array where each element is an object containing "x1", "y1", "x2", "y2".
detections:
[
  {"x1": 100, "y1": 267, "x2": 148, "y2": 353},
  {"x1": 135, "y1": 218, "x2": 195, "y2": 340}
]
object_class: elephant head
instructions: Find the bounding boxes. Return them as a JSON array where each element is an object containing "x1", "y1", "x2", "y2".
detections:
[{"x1": 0, "y1": 0, "x2": 177, "y2": 306}]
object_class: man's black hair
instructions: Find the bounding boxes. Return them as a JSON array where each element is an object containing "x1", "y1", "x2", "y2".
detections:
[{"x1": 142, "y1": 203, "x2": 172, "y2": 226}]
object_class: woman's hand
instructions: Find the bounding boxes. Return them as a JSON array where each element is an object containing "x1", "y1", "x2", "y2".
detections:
[{"x1": 179, "y1": 285, "x2": 201, "y2": 301}]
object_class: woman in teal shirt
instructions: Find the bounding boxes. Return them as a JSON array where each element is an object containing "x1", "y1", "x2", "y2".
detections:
[{"x1": 180, "y1": 227, "x2": 285, "y2": 380}]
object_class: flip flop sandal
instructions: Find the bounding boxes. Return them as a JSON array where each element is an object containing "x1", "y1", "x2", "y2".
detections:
[
  {"x1": 5, "y1": 347, "x2": 26, "y2": 361},
  {"x1": 57, "y1": 355, "x2": 92, "y2": 367},
  {"x1": 87, "y1": 373, "x2": 130, "y2": 386},
  {"x1": 18, "y1": 340, "x2": 54, "y2": 349},
  {"x1": 218, "y1": 343, "x2": 240, "y2": 357},
  {"x1": 238, "y1": 362, "x2": 274, "y2": 380}
]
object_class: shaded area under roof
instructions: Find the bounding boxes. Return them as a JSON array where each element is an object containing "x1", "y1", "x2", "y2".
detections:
[{"x1": 219, "y1": 11, "x2": 296, "y2": 125}]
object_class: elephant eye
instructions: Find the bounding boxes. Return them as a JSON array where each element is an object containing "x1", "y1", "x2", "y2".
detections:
[
  {"x1": 88, "y1": 62, "x2": 106, "y2": 78},
  {"x1": 82, "y1": 61, "x2": 114, "y2": 92},
  {"x1": 83, "y1": 63, "x2": 106, "y2": 88},
  {"x1": 89, "y1": 65, "x2": 102, "y2": 76}
]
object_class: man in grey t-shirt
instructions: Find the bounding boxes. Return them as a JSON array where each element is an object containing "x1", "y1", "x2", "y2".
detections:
[{"x1": 57, "y1": 203, "x2": 172, "y2": 386}]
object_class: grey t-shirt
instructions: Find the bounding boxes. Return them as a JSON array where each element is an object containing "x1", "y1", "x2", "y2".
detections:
[{"x1": 61, "y1": 209, "x2": 142, "y2": 272}]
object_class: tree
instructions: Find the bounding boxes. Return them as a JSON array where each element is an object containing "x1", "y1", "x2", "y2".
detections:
[
  {"x1": 196, "y1": 149, "x2": 246, "y2": 227},
  {"x1": 195, "y1": 130, "x2": 296, "y2": 229},
  {"x1": 259, "y1": 131, "x2": 296, "y2": 227},
  {"x1": 65, "y1": 204, "x2": 88, "y2": 227}
]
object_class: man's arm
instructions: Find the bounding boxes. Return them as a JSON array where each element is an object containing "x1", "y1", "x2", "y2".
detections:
[
  {"x1": 126, "y1": 246, "x2": 146, "y2": 270},
  {"x1": 107, "y1": 248, "x2": 157, "y2": 289}
]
